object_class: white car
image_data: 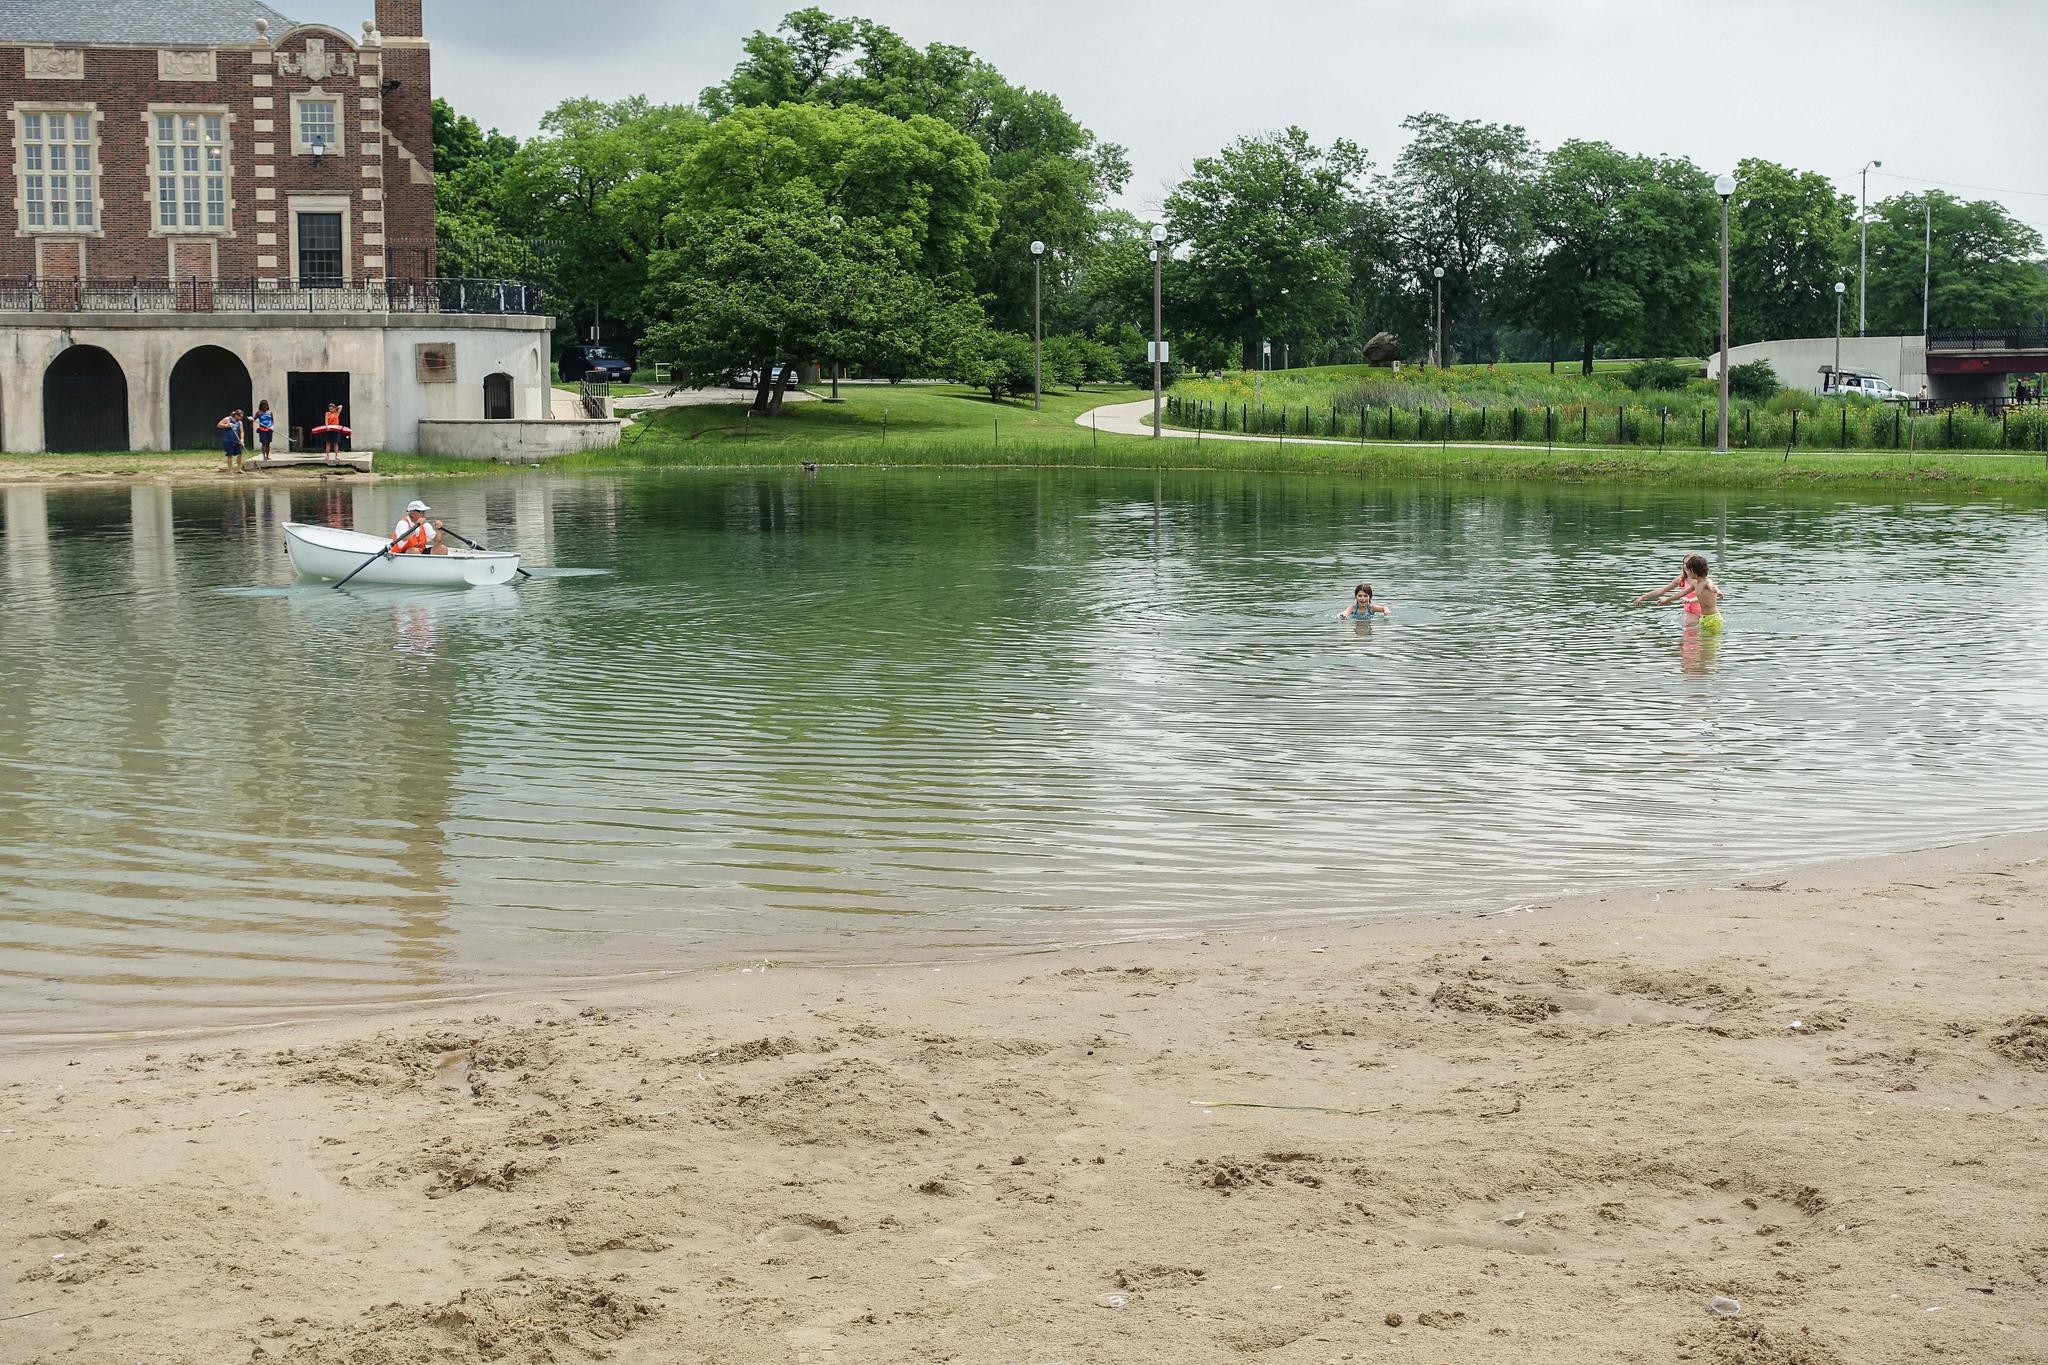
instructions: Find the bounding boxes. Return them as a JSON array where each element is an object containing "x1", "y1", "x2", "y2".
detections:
[{"x1": 1824, "y1": 371, "x2": 1909, "y2": 402}]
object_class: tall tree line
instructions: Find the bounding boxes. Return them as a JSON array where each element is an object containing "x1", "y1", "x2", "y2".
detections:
[{"x1": 434, "y1": 8, "x2": 2048, "y2": 393}]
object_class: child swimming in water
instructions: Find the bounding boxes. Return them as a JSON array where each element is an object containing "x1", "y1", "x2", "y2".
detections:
[
  {"x1": 1633, "y1": 554, "x2": 1723, "y2": 629},
  {"x1": 1339, "y1": 583, "x2": 1390, "y2": 620}
]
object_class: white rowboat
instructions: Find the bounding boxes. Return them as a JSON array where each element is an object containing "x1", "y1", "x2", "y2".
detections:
[{"x1": 283, "y1": 521, "x2": 522, "y2": 587}]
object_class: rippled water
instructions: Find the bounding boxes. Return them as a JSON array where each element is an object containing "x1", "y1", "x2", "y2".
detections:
[{"x1": 3, "y1": 469, "x2": 2045, "y2": 1040}]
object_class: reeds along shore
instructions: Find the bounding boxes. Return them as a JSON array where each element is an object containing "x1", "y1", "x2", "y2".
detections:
[{"x1": 3, "y1": 833, "x2": 2045, "y2": 1363}]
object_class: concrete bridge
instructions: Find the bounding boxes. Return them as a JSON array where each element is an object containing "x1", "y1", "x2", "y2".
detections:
[
  {"x1": 1710, "y1": 329, "x2": 2045, "y2": 407},
  {"x1": 1925, "y1": 328, "x2": 2048, "y2": 405}
]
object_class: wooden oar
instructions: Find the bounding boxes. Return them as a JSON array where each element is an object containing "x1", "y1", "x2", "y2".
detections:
[
  {"x1": 437, "y1": 526, "x2": 533, "y2": 580},
  {"x1": 331, "y1": 530, "x2": 415, "y2": 590}
]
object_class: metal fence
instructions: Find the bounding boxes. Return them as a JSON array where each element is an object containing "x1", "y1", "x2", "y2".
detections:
[
  {"x1": 0, "y1": 276, "x2": 544, "y2": 316},
  {"x1": 1926, "y1": 327, "x2": 2048, "y2": 351}
]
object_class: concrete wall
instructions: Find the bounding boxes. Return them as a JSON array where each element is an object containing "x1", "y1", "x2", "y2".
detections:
[
  {"x1": 1706, "y1": 334, "x2": 1927, "y2": 395},
  {"x1": 0, "y1": 312, "x2": 550, "y2": 452},
  {"x1": 415, "y1": 417, "x2": 620, "y2": 463}
]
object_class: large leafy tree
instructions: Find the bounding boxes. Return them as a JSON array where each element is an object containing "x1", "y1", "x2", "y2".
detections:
[
  {"x1": 1518, "y1": 141, "x2": 1716, "y2": 372},
  {"x1": 643, "y1": 101, "x2": 997, "y2": 410},
  {"x1": 1164, "y1": 127, "x2": 1367, "y2": 370},
  {"x1": 1727, "y1": 158, "x2": 1853, "y2": 343},
  {"x1": 429, "y1": 98, "x2": 528, "y2": 279},
  {"x1": 1862, "y1": 192, "x2": 2047, "y2": 333},
  {"x1": 487, "y1": 98, "x2": 708, "y2": 348},
  {"x1": 701, "y1": 9, "x2": 1127, "y2": 332},
  {"x1": 1378, "y1": 113, "x2": 1535, "y2": 363}
]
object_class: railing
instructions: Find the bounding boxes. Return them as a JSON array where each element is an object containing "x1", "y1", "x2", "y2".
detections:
[
  {"x1": 0, "y1": 276, "x2": 544, "y2": 316},
  {"x1": 1926, "y1": 327, "x2": 2048, "y2": 351}
]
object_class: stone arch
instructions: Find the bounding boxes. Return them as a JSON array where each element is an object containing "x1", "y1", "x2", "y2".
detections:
[
  {"x1": 168, "y1": 345, "x2": 253, "y2": 450},
  {"x1": 483, "y1": 372, "x2": 514, "y2": 420},
  {"x1": 43, "y1": 345, "x2": 129, "y2": 453}
]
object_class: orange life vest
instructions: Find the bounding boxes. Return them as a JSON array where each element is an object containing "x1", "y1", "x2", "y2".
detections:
[{"x1": 393, "y1": 520, "x2": 431, "y2": 554}]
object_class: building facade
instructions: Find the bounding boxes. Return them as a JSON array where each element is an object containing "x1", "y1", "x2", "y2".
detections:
[{"x1": 0, "y1": 0, "x2": 552, "y2": 453}]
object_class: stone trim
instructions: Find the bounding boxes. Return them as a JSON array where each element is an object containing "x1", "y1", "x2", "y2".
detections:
[
  {"x1": 23, "y1": 48, "x2": 85, "y2": 81},
  {"x1": 156, "y1": 50, "x2": 217, "y2": 82}
]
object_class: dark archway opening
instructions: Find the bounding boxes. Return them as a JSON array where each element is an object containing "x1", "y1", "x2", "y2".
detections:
[
  {"x1": 168, "y1": 345, "x2": 253, "y2": 451},
  {"x1": 483, "y1": 372, "x2": 514, "y2": 419},
  {"x1": 43, "y1": 346, "x2": 129, "y2": 453}
]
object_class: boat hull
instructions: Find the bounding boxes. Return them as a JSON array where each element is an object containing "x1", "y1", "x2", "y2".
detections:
[{"x1": 282, "y1": 522, "x2": 521, "y2": 587}]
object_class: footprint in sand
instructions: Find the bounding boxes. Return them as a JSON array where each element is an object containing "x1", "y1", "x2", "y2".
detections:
[{"x1": 756, "y1": 1214, "x2": 849, "y2": 1244}]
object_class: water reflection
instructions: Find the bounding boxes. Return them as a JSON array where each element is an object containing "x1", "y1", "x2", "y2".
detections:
[{"x1": 1, "y1": 468, "x2": 2045, "y2": 1039}]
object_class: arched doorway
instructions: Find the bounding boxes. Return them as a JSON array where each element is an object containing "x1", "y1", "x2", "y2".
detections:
[
  {"x1": 483, "y1": 372, "x2": 514, "y2": 419},
  {"x1": 43, "y1": 346, "x2": 129, "y2": 453},
  {"x1": 168, "y1": 345, "x2": 252, "y2": 450}
]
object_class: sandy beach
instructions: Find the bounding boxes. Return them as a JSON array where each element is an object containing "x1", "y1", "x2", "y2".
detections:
[{"x1": 4, "y1": 834, "x2": 2045, "y2": 1364}]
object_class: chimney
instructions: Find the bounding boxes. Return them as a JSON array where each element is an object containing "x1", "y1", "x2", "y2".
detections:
[{"x1": 375, "y1": 0, "x2": 423, "y2": 38}]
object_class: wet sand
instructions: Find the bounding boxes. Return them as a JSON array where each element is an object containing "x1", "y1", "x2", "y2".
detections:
[{"x1": 4, "y1": 834, "x2": 2045, "y2": 1364}]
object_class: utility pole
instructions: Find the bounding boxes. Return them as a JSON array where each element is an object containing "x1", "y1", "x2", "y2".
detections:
[
  {"x1": 1030, "y1": 239, "x2": 1045, "y2": 411},
  {"x1": 1715, "y1": 174, "x2": 1735, "y2": 453},
  {"x1": 1859, "y1": 158, "x2": 1881, "y2": 336},
  {"x1": 1431, "y1": 266, "x2": 1445, "y2": 367},
  {"x1": 1921, "y1": 196, "x2": 1931, "y2": 335},
  {"x1": 1149, "y1": 224, "x2": 1166, "y2": 438},
  {"x1": 1834, "y1": 280, "x2": 1845, "y2": 376}
]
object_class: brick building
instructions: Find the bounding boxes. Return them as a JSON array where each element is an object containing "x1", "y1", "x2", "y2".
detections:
[{"x1": 0, "y1": 0, "x2": 561, "y2": 455}]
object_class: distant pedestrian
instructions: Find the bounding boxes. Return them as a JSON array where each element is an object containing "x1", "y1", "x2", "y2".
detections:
[
  {"x1": 254, "y1": 400, "x2": 274, "y2": 463},
  {"x1": 217, "y1": 409, "x2": 245, "y2": 473}
]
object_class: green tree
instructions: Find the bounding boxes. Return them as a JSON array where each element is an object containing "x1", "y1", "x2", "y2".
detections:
[
  {"x1": 1728, "y1": 158, "x2": 1852, "y2": 343},
  {"x1": 1164, "y1": 127, "x2": 1367, "y2": 370},
  {"x1": 702, "y1": 9, "x2": 1127, "y2": 332},
  {"x1": 1518, "y1": 141, "x2": 1716, "y2": 373},
  {"x1": 1862, "y1": 192, "x2": 2048, "y2": 333},
  {"x1": 491, "y1": 97, "x2": 708, "y2": 348},
  {"x1": 1379, "y1": 113, "x2": 1535, "y2": 363},
  {"x1": 429, "y1": 98, "x2": 527, "y2": 279}
]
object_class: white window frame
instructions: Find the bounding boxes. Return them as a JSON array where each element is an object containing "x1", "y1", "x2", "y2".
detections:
[
  {"x1": 9, "y1": 103, "x2": 104, "y2": 237},
  {"x1": 289, "y1": 88, "x2": 344, "y2": 158},
  {"x1": 287, "y1": 194, "x2": 352, "y2": 286},
  {"x1": 144, "y1": 105, "x2": 235, "y2": 237}
]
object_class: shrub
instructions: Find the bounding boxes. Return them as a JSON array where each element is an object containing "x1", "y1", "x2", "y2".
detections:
[
  {"x1": 1728, "y1": 360, "x2": 1781, "y2": 403},
  {"x1": 1042, "y1": 334, "x2": 1089, "y2": 390},
  {"x1": 1766, "y1": 388, "x2": 1818, "y2": 415},
  {"x1": 1625, "y1": 357, "x2": 1694, "y2": 392}
]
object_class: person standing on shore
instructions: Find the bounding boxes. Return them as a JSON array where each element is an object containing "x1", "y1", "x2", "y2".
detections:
[
  {"x1": 217, "y1": 409, "x2": 246, "y2": 473},
  {"x1": 254, "y1": 400, "x2": 274, "y2": 464}
]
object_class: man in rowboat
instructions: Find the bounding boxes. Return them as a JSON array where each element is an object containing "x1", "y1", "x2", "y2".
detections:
[{"x1": 392, "y1": 500, "x2": 448, "y2": 555}]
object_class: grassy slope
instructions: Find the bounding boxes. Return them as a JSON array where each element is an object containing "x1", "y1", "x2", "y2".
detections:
[{"x1": 14, "y1": 379, "x2": 2046, "y2": 494}]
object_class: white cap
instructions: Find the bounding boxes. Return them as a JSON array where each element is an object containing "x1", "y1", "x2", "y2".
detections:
[{"x1": 406, "y1": 500, "x2": 429, "y2": 512}]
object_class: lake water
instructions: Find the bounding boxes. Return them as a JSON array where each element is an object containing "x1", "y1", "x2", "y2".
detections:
[{"x1": 3, "y1": 469, "x2": 2045, "y2": 1042}]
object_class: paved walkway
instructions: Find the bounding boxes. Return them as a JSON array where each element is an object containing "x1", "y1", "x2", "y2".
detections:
[{"x1": 1074, "y1": 398, "x2": 2023, "y2": 459}]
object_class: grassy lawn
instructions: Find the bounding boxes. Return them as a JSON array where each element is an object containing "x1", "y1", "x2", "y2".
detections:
[{"x1": 10, "y1": 381, "x2": 2046, "y2": 495}]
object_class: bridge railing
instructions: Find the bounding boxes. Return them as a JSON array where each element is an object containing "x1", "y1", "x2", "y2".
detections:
[
  {"x1": 0, "y1": 276, "x2": 544, "y2": 316},
  {"x1": 1926, "y1": 327, "x2": 2048, "y2": 351}
]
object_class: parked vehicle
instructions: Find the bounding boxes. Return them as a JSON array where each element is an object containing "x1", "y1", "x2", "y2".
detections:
[
  {"x1": 733, "y1": 364, "x2": 798, "y2": 389},
  {"x1": 560, "y1": 345, "x2": 633, "y2": 384},
  {"x1": 1820, "y1": 369, "x2": 1908, "y2": 402}
]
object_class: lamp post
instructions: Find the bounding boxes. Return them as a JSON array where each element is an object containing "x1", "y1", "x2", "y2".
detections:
[
  {"x1": 1920, "y1": 195, "x2": 1931, "y2": 335},
  {"x1": 1431, "y1": 265, "x2": 1445, "y2": 368},
  {"x1": 1150, "y1": 223, "x2": 1166, "y2": 438},
  {"x1": 1257, "y1": 338, "x2": 1270, "y2": 408},
  {"x1": 1858, "y1": 158, "x2": 1881, "y2": 336},
  {"x1": 1843, "y1": 278, "x2": 1859, "y2": 376},
  {"x1": 1030, "y1": 239, "x2": 1045, "y2": 411},
  {"x1": 1715, "y1": 174, "x2": 1735, "y2": 453}
]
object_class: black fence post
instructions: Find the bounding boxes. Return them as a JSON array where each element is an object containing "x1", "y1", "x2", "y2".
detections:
[
  {"x1": 1842, "y1": 408, "x2": 1849, "y2": 447},
  {"x1": 1744, "y1": 409, "x2": 1752, "y2": 446},
  {"x1": 1700, "y1": 410, "x2": 1707, "y2": 446},
  {"x1": 1791, "y1": 410, "x2": 1799, "y2": 446}
]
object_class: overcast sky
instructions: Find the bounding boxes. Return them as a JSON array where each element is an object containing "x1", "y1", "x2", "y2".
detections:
[{"x1": 411, "y1": 0, "x2": 2048, "y2": 238}]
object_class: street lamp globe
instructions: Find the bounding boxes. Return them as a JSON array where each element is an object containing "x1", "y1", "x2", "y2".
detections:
[
  {"x1": 1149, "y1": 224, "x2": 1167, "y2": 245},
  {"x1": 1714, "y1": 173, "x2": 1736, "y2": 199},
  {"x1": 1834, "y1": 281, "x2": 1846, "y2": 296},
  {"x1": 1432, "y1": 265, "x2": 1444, "y2": 280},
  {"x1": 1030, "y1": 240, "x2": 1044, "y2": 257}
]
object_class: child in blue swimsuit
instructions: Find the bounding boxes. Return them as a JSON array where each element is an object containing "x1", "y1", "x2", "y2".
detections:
[{"x1": 1339, "y1": 582, "x2": 1390, "y2": 620}]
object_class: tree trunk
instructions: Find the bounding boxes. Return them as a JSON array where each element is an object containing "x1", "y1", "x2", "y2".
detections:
[
  {"x1": 766, "y1": 362, "x2": 792, "y2": 416},
  {"x1": 1548, "y1": 336, "x2": 1556, "y2": 375},
  {"x1": 751, "y1": 358, "x2": 774, "y2": 414},
  {"x1": 1580, "y1": 335, "x2": 1595, "y2": 377}
]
